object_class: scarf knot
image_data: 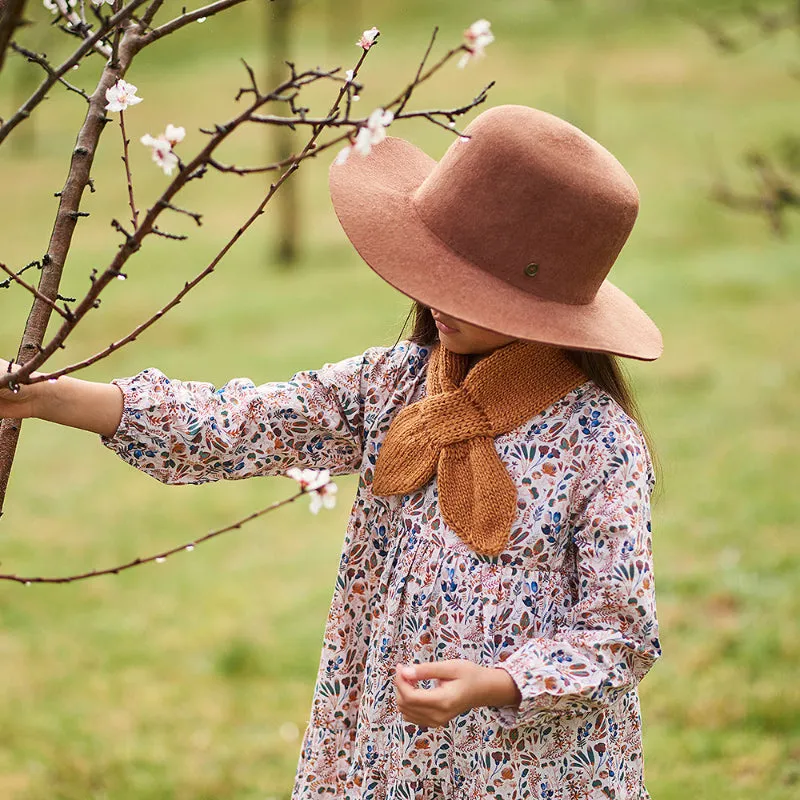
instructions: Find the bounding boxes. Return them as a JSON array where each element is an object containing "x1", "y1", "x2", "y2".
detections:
[{"x1": 372, "y1": 341, "x2": 586, "y2": 557}]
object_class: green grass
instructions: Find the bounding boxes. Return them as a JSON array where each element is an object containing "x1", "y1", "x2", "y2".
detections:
[{"x1": 0, "y1": 0, "x2": 799, "y2": 797}]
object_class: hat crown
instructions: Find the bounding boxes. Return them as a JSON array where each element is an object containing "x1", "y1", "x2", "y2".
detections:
[{"x1": 412, "y1": 105, "x2": 639, "y2": 305}]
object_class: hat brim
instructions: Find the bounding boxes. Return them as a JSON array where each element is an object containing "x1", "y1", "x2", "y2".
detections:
[{"x1": 329, "y1": 137, "x2": 663, "y2": 361}]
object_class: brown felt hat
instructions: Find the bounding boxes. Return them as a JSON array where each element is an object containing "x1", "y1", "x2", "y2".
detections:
[{"x1": 329, "y1": 104, "x2": 662, "y2": 360}]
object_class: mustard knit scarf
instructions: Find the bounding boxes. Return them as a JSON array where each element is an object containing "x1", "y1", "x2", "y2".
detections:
[{"x1": 372, "y1": 340, "x2": 587, "y2": 557}]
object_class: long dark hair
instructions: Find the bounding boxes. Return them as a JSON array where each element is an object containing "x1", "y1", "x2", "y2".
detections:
[{"x1": 402, "y1": 301, "x2": 658, "y2": 479}]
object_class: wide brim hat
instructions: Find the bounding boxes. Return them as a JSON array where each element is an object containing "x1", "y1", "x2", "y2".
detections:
[{"x1": 329, "y1": 104, "x2": 663, "y2": 361}]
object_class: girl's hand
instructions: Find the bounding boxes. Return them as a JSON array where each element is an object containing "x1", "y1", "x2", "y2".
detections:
[
  {"x1": 0, "y1": 358, "x2": 38, "y2": 420},
  {"x1": 0, "y1": 357, "x2": 123, "y2": 436},
  {"x1": 393, "y1": 659, "x2": 522, "y2": 728}
]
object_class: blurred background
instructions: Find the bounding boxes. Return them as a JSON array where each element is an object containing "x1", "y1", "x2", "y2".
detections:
[{"x1": 0, "y1": 0, "x2": 798, "y2": 797}]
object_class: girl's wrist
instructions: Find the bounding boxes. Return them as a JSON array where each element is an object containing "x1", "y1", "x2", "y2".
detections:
[{"x1": 476, "y1": 665, "x2": 522, "y2": 709}]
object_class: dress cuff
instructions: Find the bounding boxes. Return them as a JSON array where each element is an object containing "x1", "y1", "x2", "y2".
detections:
[{"x1": 99, "y1": 370, "x2": 174, "y2": 483}]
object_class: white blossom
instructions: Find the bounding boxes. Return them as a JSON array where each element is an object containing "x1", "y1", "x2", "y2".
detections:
[
  {"x1": 357, "y1": 27, "x2": 379, "y2": 50},
  {"x1": 332, "y1": 108, "x2": 393, "y2": 166},
  {"x1": 105, "y1": 79, "x2": 143, "y2": 112},
  {"x1": 333, "y1": 146, "x2": 352, "y2": 166},
  {"x1": 163, "y1": 123, "x2": 185, "y2": 147},
  {"x1": 353, "y1": 108, "x2": 393, "y2": 156},
  {"x1": 286, "y1": 468, "x2": 337, "y2": 514},
  {"x1": 458, "y1": 19, "x2": 494, "y2": 68},
  {"x1": 308, "y1": 481, "x2": 338, "y2": 514},
  {"x1": 140, "y1": 124, "x2": 185, "y2": 176},
  {"x1": 92, "y1": 0, "x2": 115, "y2": 6},
  {"x1": 344, "y1": 69, "x2": 355, "y2": 84},
  {"x1": 140, "y1": 133, "x2": 179, "y2": 176},
  {"x1": 43, "y1": 0, "x2": 76, "y2": 14}
]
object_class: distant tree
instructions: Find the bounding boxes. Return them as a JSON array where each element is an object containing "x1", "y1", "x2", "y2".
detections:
[
  {"x1": 267, "y1": 0, "x2": 299, "y2": 266},
  {"x1": 696, "y1": 1, "x2": 800, "y2": 235}
]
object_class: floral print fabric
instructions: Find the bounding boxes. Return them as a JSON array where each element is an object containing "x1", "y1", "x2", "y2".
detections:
[{"x1": 103, "y1": 341, "x2": 660, "y2": 800}]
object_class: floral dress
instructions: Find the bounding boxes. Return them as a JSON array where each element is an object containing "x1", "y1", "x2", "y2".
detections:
[{"x1": 103, "y1": 340, "x2": 660, "y2": 800}]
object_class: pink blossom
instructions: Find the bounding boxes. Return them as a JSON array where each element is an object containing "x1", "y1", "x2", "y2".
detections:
[
  {"x1": 458, "y1": 19, "x2": 494, "y2": 68},
  {"x1": 105, "y1": 79, "x2": 143, "y2": 112},
  {"x1": 357, "y1": 27, "x2": 380, "y2": 50}
]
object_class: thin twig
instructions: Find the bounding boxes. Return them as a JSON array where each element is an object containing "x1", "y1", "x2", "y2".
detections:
[
  {"x1": 9, "y1": 42, "x2": 90, "y2": 102},
  {"x1": 143, "y1": 0, "x2": 250, "y2": 43},
  {"x1": 0, "y1": 263, "x2": 70, "y2": 320},
  {"x1": 0, "y1": 259, "x2": 40, "y2": 289},
  {"x1": 137, "y1": 0, "x2": 166, "y2": 32},
  {"x1": 0, "y1": 481, "x2": 328, "y2": 585},
  {"x1": 395, "y1": 26, "x2": 438, "y2": 117},
  {"x1": 118, "y1": 109, "x2": 138, "y2": 230}
]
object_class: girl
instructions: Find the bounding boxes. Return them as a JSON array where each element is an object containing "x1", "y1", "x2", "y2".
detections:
[{"x1": 0, "y1": 105, "x2": 662, "y2": 799}]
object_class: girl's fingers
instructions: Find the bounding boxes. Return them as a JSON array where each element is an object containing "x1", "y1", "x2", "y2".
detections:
[
  {"x1": 395, "y1": 670, "x2": 454, "y2": 713},
  {"x1": 400, "y1": 659, "x2": 463, "y2": 683}
]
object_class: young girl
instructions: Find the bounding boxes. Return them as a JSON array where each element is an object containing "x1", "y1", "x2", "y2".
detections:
[{"x1": 0, "y1": 105, "x2": 662, "y2": 799}]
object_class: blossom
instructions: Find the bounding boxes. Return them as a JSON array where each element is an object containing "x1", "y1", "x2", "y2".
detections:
[
  {"x1": 286, "y1": 467, "x2": 338, "y2": 514},
  {"x1": 333, "y1": 146, "x2": 352, "y2": 166},
  {"x1": 309, "y1": 481, "x2": 337, "y2": 514},
  {"x1": 92, "y1": 0, "x2": 115, "y2": 6},
  {"x1": 344, "y1": 69, "x2": 355, "y2": 84},
  {"x1": 105, "y1": 79, "x2": 143, "y2": 112},
  {"x1": 43, "y1": 0, "x2": 76, "y2": 13},
  {"x1": 140, "y1": 136, "x2": 179, "y2": 175},
  {"x1": 333, "y1": 108, "x2": 393, "y2": 166},
  {"x1": 354, "y1": 108, "x2": 393, "y2": 155},
  {"x1": 139, "y1": 124, "x2": 184, "y2": 176},
  {"x1": 458, "y1": 19, "x2": 494, "y2": 68},
  {"x1": 357, "y1": 27, "x2": 379, "y2": 50},
  {"x1": 163, "y1": 124, "x2": 185, "y2": 147}
]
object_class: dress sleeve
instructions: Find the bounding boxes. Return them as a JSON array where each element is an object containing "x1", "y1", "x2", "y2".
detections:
[
  {"x1": 490, "y1": 426, "x2": 661, "y2": 726},
  {"x1": 101, "y1": 345, "x2": 407, "y2": 485}
]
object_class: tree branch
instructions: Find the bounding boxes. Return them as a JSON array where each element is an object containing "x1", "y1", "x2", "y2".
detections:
[
  {"x1": 0, "y1": 263, "x2": 70, "y2": 320},
  {"x1": 0, "y1": 480, "x2": 328, "y2": 585},
  {"x1": 142, "y1": 0, "x2": 252, "y2": 44},
  {"x1": 0, "y1": 0, "x2": 150, "y2": 146}
]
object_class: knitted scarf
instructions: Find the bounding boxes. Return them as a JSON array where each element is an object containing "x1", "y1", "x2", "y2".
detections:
[{"x1": 372, "y1": 340, "x2": 587, "y2": 557}]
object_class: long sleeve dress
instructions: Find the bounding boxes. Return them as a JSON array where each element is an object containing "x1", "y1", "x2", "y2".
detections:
[{"x1": 102, "y1": 340, "x2": 661, "y2": 800}]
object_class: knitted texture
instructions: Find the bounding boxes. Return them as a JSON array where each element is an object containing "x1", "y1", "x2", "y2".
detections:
[{"x1": 372, "y1": 341, "x2": 587, "y2": 556}]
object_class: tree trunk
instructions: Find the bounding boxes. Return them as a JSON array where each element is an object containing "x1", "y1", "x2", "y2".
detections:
[{"x1": 267, "y1": 0, "x2": 298, "y2": 267}]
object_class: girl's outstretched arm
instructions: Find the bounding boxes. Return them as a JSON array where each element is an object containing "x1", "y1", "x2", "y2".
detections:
[{"x1": 0, "y1": 357, "x2": 123, "y2": 437}]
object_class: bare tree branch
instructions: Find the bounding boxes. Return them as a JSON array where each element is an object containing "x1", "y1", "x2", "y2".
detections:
[
  {"x1": 0, "y1": 0, "x2": 151, "y2": 145},
  {"x1": 0, "y1": 480, "x2": 329, "y2": 585},
  {"x1": 49, "y1": 0, "x2": 113, "y2": 58},
  {"x1": 143, "y1": 0, "x2": 252, "y2": 43},
  {"x1": 10, "y1": 42, "x2": 91, "y2": 102},
  {"x1": 0, "y1": 263, "x2": 71, "y2": 320},
  {"x1": 0, "y1": 15, "x2": 495, "y2": 537}
]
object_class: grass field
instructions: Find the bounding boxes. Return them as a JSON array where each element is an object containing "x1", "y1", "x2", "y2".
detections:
[{"x1": 0, "y1": 0, "x2": 799, "y2": 797}]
